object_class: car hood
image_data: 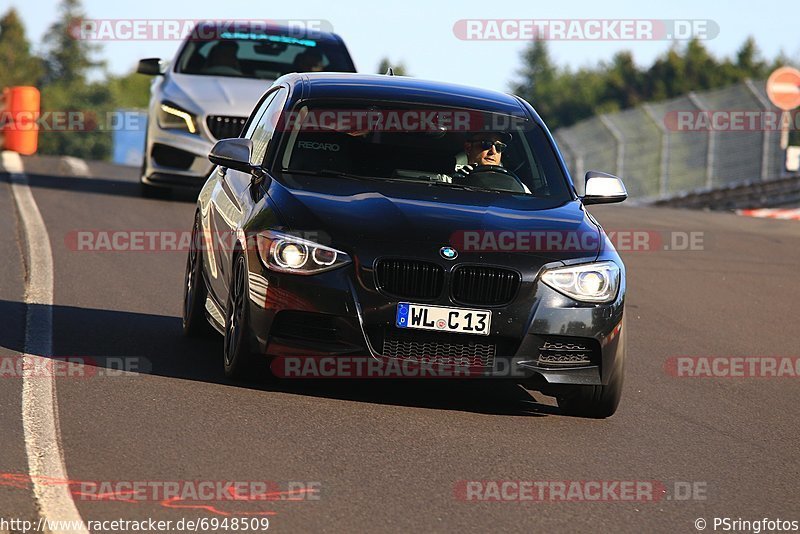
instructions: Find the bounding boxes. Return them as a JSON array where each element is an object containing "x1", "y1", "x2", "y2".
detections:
[
  {"x1": 162, "y1": 73, "x2": 270, "y2": 116},
  {"x1": 265, "y1": 173, "x2": 601, "y2": 262}
]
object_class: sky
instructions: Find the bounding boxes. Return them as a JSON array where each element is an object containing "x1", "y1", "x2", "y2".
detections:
[{"x1": 5, "y1": 0, "x2": 800, "y2": 93}]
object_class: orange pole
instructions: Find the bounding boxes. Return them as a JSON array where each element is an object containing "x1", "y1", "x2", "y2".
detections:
[{"x1": 1, "y1": 86, "x2": 40, "y2": 155}]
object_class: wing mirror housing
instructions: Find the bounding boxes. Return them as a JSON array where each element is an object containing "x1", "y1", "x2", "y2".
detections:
[
  {"x1": 209, "y1": 138, "x2": 255, "y2": 173},
  {"x1": 137, "y1": 58, "x2": 165, "y2": 75},
  {"x1": 581, "y1": 171, "x2": 627, "y2": 205}
]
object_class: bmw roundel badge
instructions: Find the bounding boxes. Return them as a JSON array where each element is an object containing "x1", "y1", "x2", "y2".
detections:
[{"x1": 440, "y1": 246, "x2": 458, "y2": 260}]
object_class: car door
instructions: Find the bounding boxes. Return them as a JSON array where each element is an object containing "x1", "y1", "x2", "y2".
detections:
[{"x1": 207, "y1": 86, "x2": 289, "y2": 307}]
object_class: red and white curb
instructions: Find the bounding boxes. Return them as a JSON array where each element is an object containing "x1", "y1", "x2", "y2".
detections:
[{"x1": 738, "y1": 208, "x2": 800, "y2": 221}]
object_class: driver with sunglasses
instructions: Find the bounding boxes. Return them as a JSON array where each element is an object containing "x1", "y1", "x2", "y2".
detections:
[
  {"x1": 455, "y1": 132, "x2": 510, "y2": 176},
  {"x1": 450, "y1": 131, "x2": 532, "y2": 193}
]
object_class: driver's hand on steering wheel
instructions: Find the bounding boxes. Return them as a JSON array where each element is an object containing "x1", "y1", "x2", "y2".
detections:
[
  {"x1": 454, "y1": 163, "x2": 506, "y2": 179},
  {"x1": 454, "y1": 163, "x2": 480, "y2": 178}
]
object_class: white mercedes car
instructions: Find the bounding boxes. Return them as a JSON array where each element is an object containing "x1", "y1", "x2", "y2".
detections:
[{"x1": 137, "y1": 21, "x2": 356, "y2": 197}]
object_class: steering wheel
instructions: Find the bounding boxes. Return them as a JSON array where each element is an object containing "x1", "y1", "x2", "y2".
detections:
[
  {"x1": 457, "y1": 165, "x2": 527, "y2": 193},
  {"x1": 469, "y1": 164, "x2": 517, "y2": 176}
]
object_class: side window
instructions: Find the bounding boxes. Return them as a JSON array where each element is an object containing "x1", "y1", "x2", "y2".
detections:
[
  {"x1": 250, "y1": 88, "x2": 288, "y2": 166},
  {"x1": 242, "y1": 91, "x2": 277, "y2": 140}
]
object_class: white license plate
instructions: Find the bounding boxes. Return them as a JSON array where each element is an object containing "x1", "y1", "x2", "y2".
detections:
[{"x1": 395, "y1": 303, "x2": 491, "y2": 335}]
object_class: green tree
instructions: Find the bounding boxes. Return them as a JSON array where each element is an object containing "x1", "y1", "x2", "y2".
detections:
[
  {"x1": 770, "y1": 50, "x2": 798, "y2": 71},
  {"x1": 682, "y1": 39, "x2": 719, "y2": 91},
  {"x1": 377, "y1": 57, "x2": 410, "y2": 76},
  {"x1": 514, "y1": 37, "x2": 792, "y2": 130},
  {"x1": 602, "y1": 51, "x2": 644, "y2": 109},
  {"x1": 646, "y1": 45, "x2": 684, "y2": 100},
  {"x1": 40, "y1": 0, "x2": 104, "y2": 84},
  {"x1": 734, "y1": 37, "x2": 768, "y2": 78},
  {"x1": 37, "y1": 82, "x2": 114, "y2": 160},
  {"x1": 646, "y1": 40, "x2": 723, "y2": 99},
  {"x1": 511, "y1": 40, "x2": 563, "y2": 126},
  {"x1": 37, "y1": 0, "x2": 113, "y2": 159},
  {"x1": 0, "y1": 8, "x2": 43, "y2": 88},
  {"x1": 108, "y1": 68, "x2": 151, "y2": 109}
]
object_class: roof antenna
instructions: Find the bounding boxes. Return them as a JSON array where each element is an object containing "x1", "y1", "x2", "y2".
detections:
[{"x1": 385, "y1": 67, "x2": 395, "y2": 76}]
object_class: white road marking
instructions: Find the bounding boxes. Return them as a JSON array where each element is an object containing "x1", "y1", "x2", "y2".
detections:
[
  {"x1": 58, "y1": 156, "x2": 91, "y2": 178},
  {"x1": 1, "y1": 151, "x2": 89, "y2": 534}
]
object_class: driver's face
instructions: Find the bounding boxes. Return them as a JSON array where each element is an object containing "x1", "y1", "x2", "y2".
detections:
[{"x1": 465, "y1": 135, "x2": 504, "y2": 166}]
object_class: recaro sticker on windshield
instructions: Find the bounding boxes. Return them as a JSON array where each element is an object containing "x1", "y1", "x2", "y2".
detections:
[{"x1": 297, "y1": 141, "x2": 340, "y2": 151}]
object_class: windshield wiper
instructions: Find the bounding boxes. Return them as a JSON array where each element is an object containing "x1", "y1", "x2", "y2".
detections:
[
  {"x1": 281, "y1": 168, "x2": 512, "y2": 194},
  {"x1": 282, "y1": 168, "x2": 413, "y2": 184},
  {"x1": 281, "y1": 168, "x2": 376, "y2": 180}
]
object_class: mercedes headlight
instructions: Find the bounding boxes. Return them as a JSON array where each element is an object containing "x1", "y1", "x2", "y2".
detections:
[
  {"x1": 157, "y1": 101, "x2": 198, "y2": 134},
  {"x1": 541, "y1": 261, "x2": 620, "y2": 303},
  {"x1": 256, "y1": 231, "x2": 350, "y2": 275}
]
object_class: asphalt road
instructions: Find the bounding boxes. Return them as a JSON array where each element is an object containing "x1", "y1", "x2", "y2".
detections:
[{"x1": 1, "y1": 156, "x2": 799, "y2": 533}]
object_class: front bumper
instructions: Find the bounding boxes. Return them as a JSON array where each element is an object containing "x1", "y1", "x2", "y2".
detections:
[
  {"x1": 143, "y1": 124, "x2": 216, "y2": 189},
  {"x1": 242, "y1": 245, "x2": 626, "y2": 386}
]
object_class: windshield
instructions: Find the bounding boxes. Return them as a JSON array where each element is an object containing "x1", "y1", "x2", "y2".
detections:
[
  {"x1": 277, "y1": 101, "x2": 573, "y2": 200},
  {"x1": 175, "y1": 30, "x2": 355, "y2": 79}
]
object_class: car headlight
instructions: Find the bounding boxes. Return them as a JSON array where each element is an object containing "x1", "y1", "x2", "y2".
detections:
[
  {"x1": 256, "y1": 231, "x2": 351, "y2": 275},
  {"x1": 541, "y1": 261, "x2": 620, "y2": 303},
  {"x1": 157, "y1": 101, "x2": 198, "y2": 134}
]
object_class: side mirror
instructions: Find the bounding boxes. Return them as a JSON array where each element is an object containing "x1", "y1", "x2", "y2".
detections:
[
  {"x1": 137, "y1": 58, "x2": 164, "y2": 75},
  {"x1": 581, "y1": 171, "x2": 627, "y2": 205},
  {"x1": 209, "y1": 138, "x2": 255, "y2": 173}
]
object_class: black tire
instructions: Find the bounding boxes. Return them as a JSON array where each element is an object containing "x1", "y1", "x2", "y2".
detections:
[
  {"x1": 182, "y1": 213, "x2": 213, "y2": 337},
  {"x1": 223, "y1": 253, "x2": 258, "y2": 378},
  {"x1": 555, "y1": 370, "x2": 624, "y2": 419}
]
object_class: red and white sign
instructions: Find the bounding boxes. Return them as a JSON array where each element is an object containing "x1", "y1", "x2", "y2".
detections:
[{"x1": 766, "y1": 67, "x2": 800, "y2": 111}]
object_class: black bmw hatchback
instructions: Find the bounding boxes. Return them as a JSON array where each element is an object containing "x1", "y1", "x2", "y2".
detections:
[{"x1": 183, "y1": 72, "x2": 628, "y2": 418}]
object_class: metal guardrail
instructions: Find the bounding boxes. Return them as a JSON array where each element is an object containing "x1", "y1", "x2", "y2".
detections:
[{"x1": 553, "y1": 79, "x2": 795, "y2": 207}]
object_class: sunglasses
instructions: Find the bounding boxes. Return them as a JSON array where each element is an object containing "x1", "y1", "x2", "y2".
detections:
[{"x1": 471, "y1": 139, "x2": 507, "y2": 153}]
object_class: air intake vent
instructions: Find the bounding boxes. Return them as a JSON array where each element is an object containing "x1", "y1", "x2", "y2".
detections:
[
  {"x1": 270, "y1": 311, "x2": 341, "y2": 344},
  {"x1": 452, "y1": 266, "x2": 520, "y2": 306},
  {"x1": 206, "y1": 116, "x2": 247, "y2": 140},
  {"x1": 382, "y1": 328, "x2": 495, "y2": 367},
  {"x1": 151, "y1": 143, "x2": 194, "y2": 170},
  {"x1": 537, "y1": 338, "x2": 595, "y2": 366},
  {"x1": 375, "y1": 259, "x2": 444, "y2": 300}
]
